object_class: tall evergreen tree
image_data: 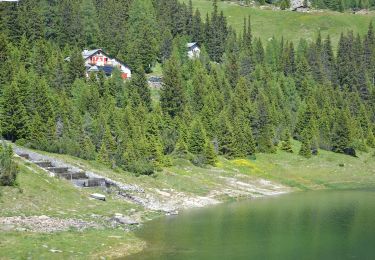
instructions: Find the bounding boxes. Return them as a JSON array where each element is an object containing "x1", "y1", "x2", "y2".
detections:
[
  {"x1": 160, "y1": 55, "x2": 185, "y2": 117},
  {"x1": 120, "y1": 0, "x2": 160, "y2": 72},
  {"x1": 0, "y1": 82, "x2": 29, "y2": 141}
]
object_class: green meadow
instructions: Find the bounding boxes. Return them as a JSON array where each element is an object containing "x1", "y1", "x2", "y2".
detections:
[{"x1": 182, "y1": 0, "x2": 375, "y2": 46}]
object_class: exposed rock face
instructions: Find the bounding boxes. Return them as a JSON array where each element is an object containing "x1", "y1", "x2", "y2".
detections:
[{"x1": 290, "y1": 0, "x2": 310, "y2": 10}]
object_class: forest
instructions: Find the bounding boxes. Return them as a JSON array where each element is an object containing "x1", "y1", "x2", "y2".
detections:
[{"x1": 0, "y1": 0, "x2": 374, "y2": 176}]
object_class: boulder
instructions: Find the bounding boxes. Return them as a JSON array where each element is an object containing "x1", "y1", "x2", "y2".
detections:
[
  {"x1": 112, "y1": 215, "x2": 138, "y2": 225},
  {"x1": 90, "y1": 193, "x2": 106, "y2": 201}
]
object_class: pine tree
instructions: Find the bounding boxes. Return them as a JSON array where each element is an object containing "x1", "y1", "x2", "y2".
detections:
[
  {"x1": 97, "y1": 142, "x2": 110, "y2": 166},
  {"x1": 188, "y1": 119, "x2": 207, "y2": 155},
  {"x1": 321, "y1": 35, "x2": 336, "y2": 83},
  {"x1": 101, "y1": 125, "x2": 116, "y2": 161},
  {"x1": 68, "y1": 48, "x2": 86, "y2": 85},
  {"x1": 256, "y1": 92, "x2": 276, "y2": 153},
  {"x1": 160, "y1": 55, "x2": 186, "y2": 117},
  {"x1": 0, "y1": 142, "x2": 18, "y2": 186},
  {"x1": 121, "y1": 0, "x2": 160, "y2": 72},
  {"x1": 129, "y1": 68, "x2": 152, "y2": 110},
  {"x1": 366, "y1": 127, "x2": 375, "y2": 148},
  {"x1": 16, "y1": 0, "x2": 44, "y2": 42},
  {"x1": 217, "y1": 112, "x2": 236, "y2": 158},
  {"x1": 81, "y1": 0, "x2": 100, "y2": 48},
  {"x1": 28, "y1": 112, "x2": 46, "y2": 149},
  {"x1": 0, "y1": 82, "x2": 29, "y2": 141},
  {"x1": 253, "y1": 38, "x2": 265, "y2": 64},
  {"x1": 0, "y1": 32, "x2": 9, "y2": 86},
  {"x1": 149, "y1": 137, "x2": 165, "y2": 170},
  {"x1": 299, "y1": 137, "x2": 312, "y2": 158},
  {"x1": 205, "y1": 0, "x2": 228, "y2": 62},
  {"x1": 192, "y1": 9, "x2": 204, "y2": 44},
  {"x1": 332, "y1": 109, "x2": 353, "y2": 153},
  {"x1": 190, "y1": 62, "x2": 209, "y2": 113},
  {"x1": 174, "y1": 137, "x2": 190, "y2": 157},
  {"x1": 204, "y1": 139, "x2": 217, "y2": 166},
  {"x1": 173, "y1": 119, "x2": 190, "y2": 157},
  {"x1": 81, "y1": 136, "x2": 96, "y2": 160},
  {"x1": 225, "y1": 31, "x2": 240, "y2": 87},
  {"x1": 57, "y1": 0, "x2": 84, "y2": 46},
  {"x1": 280, "y1": 129, "x2": 293, "y2": 153}
]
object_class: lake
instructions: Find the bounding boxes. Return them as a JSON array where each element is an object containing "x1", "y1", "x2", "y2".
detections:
[{"x1": 127, "y1": 190, "x2": 375, "y2": 260}]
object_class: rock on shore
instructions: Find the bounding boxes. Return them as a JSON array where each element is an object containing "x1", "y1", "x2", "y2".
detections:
[{"x1": 0, "y1": 215, "x2": 100, "y2": 233}]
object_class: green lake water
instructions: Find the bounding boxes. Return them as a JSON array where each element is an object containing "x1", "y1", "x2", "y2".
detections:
[{"x1": 128, "y1": 190, "x2": 375, "y2": 260}]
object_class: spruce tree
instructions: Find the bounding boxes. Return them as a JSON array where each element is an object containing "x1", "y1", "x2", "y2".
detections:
[
  {"x1": 188, "y1": 119, "x2": 207, "y2": 155},
  {"x1": 217, "y1": 112, "x2": 236, "y2": 158},
  {"x1": 121, "y1": 0, "x2": 159, "y2": 72},
  {"x1": 81, "y1": 136, "x2": 96, "y2": 160},
  {"x1": 0, "y1": 82, "x2": 29, "y2": 141},
  {"x1": 332, "y1": 109, "x2": 353, "y2": 153},
  {"x1": 366, "y1": 128, "x2": 375, "y2": 148},
  {"x1": 68, "y1": 48, "x2": 86, "y2": 85},
  {"x1": 160, "y1": 55, "x2": 186, "y2": 118},
  {"x1": 129, "y1": 68, "x2": 152, "y2": 111},
  {"x1": 81, "y1": 0, "x2": 100, "y2": 48},
  {"x1": 256, "y1": 92, "x2": 276, "y2": 153},
  {"x1": 97, "y1": 142, "x2": 111, "y2": 166},
  {"x1": 280, "y1": 129, "x2": 293, "y2": 153},
  {"x1": 299, "y1": 136, "x2": 312, "y2": 158},
  {"x1": 204, "y1": 139, "x2": 218, "y2": 166},
  {"x1": 0, "y1": 142, "x2": 18, "y2": 186}
]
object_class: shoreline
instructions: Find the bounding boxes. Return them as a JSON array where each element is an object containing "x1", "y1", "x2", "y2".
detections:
[{"x1": 1, "y1": 143, "x2": 374, "y2": 259}]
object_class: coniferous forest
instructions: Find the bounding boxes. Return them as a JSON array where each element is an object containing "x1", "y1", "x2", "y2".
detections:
[{"x1": 0, "y1": 0, "x2": 375, "y2": 176}]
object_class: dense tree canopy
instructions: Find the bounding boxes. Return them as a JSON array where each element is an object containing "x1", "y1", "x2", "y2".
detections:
[{"x1": 0, "y1": 0, "x2": 374, "y2": 175}]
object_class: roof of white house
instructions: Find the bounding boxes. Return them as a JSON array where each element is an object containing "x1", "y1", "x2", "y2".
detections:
[
  {"x1": 81, "y1": 49, "x2": 131, "y2": 70},
  {"x1": 82, "y1": 49, "x2": 103, "y2": 60},
  {"x1": 187, "y1": 42, "x2": 198, "y2": 48}
]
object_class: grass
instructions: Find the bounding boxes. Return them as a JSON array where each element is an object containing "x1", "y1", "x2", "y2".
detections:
[
  {"x1": 0, "y1": 161, "x2": 145, "y2": 259},
  {"x1": 30, "y1": 140, "x2": 375, "y2": 194},
  {"x1": 223, "y1": 140, "x2": 375, "y2": 190},
  {"x1": 0, "y1": 229, "x2": 144, "y2": 260},
  {"x1": 1, "y1": 142, "x2": 375, "y2": 259},
  {"x1": 182, "y1": 0, "x2": 375, "y2": 47},
  {"x1": 149, "y1": 62, "x2": 163, "y2": 76}
]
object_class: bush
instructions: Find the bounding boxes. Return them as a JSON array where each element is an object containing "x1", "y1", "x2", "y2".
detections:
[
  {"x1": 191, "y1": 154, "x2": 207, "y2": 167},
  {"x1": 125, "y1": 159, "x2": 155, "y2": 176},
  {"x1": 0, "y1": 142, "x2": 19, "y2": 186}
]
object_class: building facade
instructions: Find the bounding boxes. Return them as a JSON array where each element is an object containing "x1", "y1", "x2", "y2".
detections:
[{"x1": 82, "y1": 49, "x2": 131, "y2": 79}]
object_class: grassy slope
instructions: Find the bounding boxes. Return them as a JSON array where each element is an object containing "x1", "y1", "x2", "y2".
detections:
[
  {"x1": 182, "y1": 0, "x2": 375, "y2": 46},
  {"x1": 223, "y1": 141, "x2": 375, "y2": 190},
  {"x1": 0, "y1": 159, "x2": 145, "y2": 259},
  {"x1": 0, "y1": 142, "x2": 374, "y2": 259}
]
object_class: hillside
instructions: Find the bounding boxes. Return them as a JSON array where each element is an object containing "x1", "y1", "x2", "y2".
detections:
[
  {"x1": 1, "y1": 142, "x2": 375, "y2": 258},
  {"x1": 1, "y1": 0, "x2": 375, "y2": 258},
  {"x1": 182, "y1": 0, "x2": 375, "y2": 46}
]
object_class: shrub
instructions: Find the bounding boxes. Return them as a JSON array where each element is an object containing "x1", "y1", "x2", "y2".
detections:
[
  {"x1": 125, "y1": 159, "x2": 154, "y2": 176},
  {"x1": 0, "y1": 142, "x2": 19, "y2": 186},
  {"x1": 191, "y1": 154, "x2": 207, "y2": 167},
  {"x1": 299, "y1": 140, "x2": 312, "y2": 158}
]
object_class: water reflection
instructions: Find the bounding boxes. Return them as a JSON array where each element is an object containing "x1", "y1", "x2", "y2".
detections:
[{"x1": 127, "y1": 189, "x2": 375, "y2": 260}]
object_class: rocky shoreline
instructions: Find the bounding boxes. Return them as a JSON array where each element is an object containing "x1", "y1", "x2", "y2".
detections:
[
  {"x1": 3, "y1": 145, "x2": 292, "y2": 235},
  {"x1": 0, "y1": 215, "x2": 100, "y2": 233}
]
